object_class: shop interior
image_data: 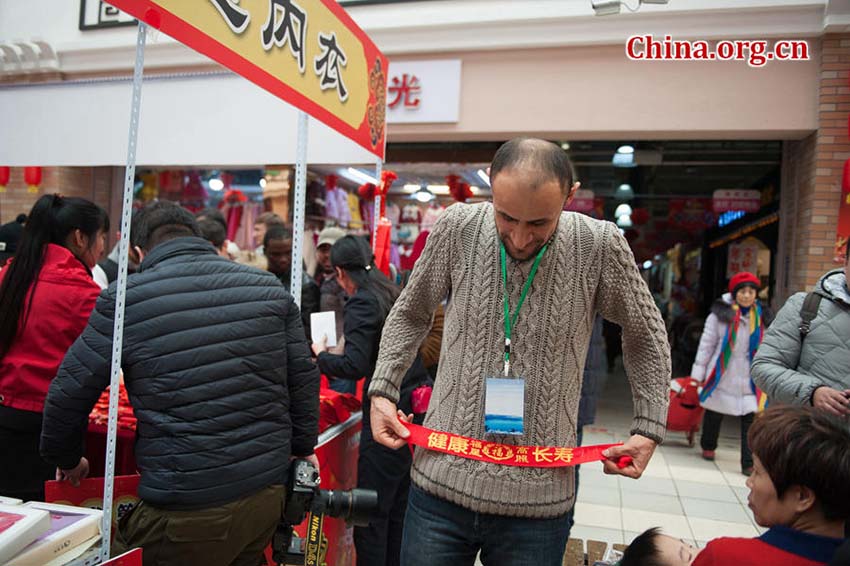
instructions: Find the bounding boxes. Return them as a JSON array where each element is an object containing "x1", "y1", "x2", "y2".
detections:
[{"x1": 131, "y1": 139, "x2": 781, "y2": 373}]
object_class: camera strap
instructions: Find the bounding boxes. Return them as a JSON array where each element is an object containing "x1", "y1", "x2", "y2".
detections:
[
  {"x1": 399, "y1": 419, "x2": 632, "y2": 468},
  {"x1": 304, "y1": 512, "x2": 326, "y2": 566}
]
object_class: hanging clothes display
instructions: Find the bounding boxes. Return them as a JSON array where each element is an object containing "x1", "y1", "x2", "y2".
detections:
[
  {"x1": 219, "y1": 185, "x2": 248, "y2": 242},
  {"x1": 421, "y1": 204, "x2": 445, "y2": 232},
  {"x1": 236, "y1": 203, "x2": 262, "y2": 251},
  {"x1": 347, "y1": 191, "x2": 363, "y2": 228}
]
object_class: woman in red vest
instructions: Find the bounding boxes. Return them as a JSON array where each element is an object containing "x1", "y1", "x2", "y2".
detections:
[{"x1": 0, "y1": 194, "x2": 109, "y2": 501}]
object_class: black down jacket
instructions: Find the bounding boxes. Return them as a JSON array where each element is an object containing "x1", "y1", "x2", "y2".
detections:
[{"x1": 41, "y1": 237, "x2": 320, "y2": 510}]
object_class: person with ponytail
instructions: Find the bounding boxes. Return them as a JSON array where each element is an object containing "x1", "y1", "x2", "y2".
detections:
[
  {"x1": 0, "y1": 194, "x2": 109, "y2": 501},
  {"x1": 691, "y1": 272, "x2": 773, "y2": 476},
  {"x1": 311, "y1": 235, "x2": 432, "y2": 566}
]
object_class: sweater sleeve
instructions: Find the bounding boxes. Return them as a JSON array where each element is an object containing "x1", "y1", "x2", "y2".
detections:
[
  {"x1": 41, "y1": 291, "x2": 116, "y2": 470},
  {"x1": 317, "y1": 294, "x2": 381, "y2": 380},
  {"x1": 596, "y1": 223, "x2": 671, "y2": 443},
  {"x1": 751, "y1": 293, "x2": 821, "y2": 406},
  {"x1": 368, "y1": 205, "x2": 459, "y2": 403},
  {"x1": 283, "y1": 295, "x2": 321, "y2": 457},
  {"x1": 691, "y1": 313, "x2": 720, "y2": 382}
]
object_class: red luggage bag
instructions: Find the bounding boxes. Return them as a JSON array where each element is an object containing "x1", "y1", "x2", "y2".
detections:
[{"x1": 667, "y1": 377, "x2": 704, "y2": 446}]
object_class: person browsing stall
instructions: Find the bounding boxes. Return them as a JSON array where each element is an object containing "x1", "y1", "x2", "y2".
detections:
[
  {"x1": 367, "y1": 138, "x2": 671, "y2": 565},
  {"x1": 312, "y1": 235, "x2": 431, "y2": 566},
  {"x1": 0, "y1": 195, "x2": 108, "y2": 502},
  {"x1": 40, "y1": 201, "x2": 320, "y2": 566}
]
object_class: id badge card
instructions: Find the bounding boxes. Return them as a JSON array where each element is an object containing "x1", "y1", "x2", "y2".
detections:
[{"x1": 484, "y1": 377, "x2": 525, "y2": 435}]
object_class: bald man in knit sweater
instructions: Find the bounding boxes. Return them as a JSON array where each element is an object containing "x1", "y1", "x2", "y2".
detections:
[{"x1": 368, "y1": 138, "x2": 670, "y2": 566}]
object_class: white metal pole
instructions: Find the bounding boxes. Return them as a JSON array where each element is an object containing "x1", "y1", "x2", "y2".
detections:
[
  {"x1": 101, "y1": 20, "x2": 146, "y2": 561},
  {"x1": 371, "y1": 158, "x2": 382, "y2": 250},
  {"x1": 290, "y1": 111, "x2": 308, "y2": 308}
]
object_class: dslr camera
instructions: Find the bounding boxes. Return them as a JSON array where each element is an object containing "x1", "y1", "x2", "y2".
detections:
[{"x1": 273, "y1": 458, "x2": 378, "y2": 566}]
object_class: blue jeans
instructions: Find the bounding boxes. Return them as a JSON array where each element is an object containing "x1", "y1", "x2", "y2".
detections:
[{"x1": 400, "y1": 485, "x2": 571, "y2": 566}]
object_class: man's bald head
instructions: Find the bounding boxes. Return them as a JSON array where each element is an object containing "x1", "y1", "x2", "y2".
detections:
[{"x1": 489, "y1": 138, "x2": 576, "y2": 194}]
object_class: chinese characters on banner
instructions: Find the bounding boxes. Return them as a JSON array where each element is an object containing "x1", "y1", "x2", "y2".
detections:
[
  {"x1": 727, "y1": 239, "x2": 760, "y2": 278},
  {"x1": 712, "y1": 189, "x2": 761, "y2": 213},
  {"x1": 106, "y1": 0, "x2": 388, "y2": 158},
  {"x1": 426, "y1": 432, "x2": 575, "y2": 464}
]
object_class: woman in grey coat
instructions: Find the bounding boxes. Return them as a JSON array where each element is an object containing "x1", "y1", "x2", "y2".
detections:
[{"x1": 752, "y1": 246, "x2": 850, "y2": 417}]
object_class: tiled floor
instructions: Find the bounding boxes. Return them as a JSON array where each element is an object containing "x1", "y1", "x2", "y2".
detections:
[{"x1": 570, "y1": 365, "x2": 764, "y2": 549}]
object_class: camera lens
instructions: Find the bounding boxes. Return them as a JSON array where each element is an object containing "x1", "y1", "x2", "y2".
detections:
[{"x1": 320, "y1": 488, "x2": 378, "y2": 526}]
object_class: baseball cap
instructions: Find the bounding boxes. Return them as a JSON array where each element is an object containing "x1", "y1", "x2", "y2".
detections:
[{"x1": 317, "y1": 226, "x2": 346, "y2": 248}]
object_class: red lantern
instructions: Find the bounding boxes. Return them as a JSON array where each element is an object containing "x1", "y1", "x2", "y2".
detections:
[
  {"x1": 24, "y1": 166, "x2": 42, "y2": 194},
  {"x1": 0, "y1": 167, "x2": 9, "y2": 193},
  {"x1": 631, "y1": 207, "x2": 650, "y2": 226}
]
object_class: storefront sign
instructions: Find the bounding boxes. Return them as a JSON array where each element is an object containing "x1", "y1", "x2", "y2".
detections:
[
  {"x1": 669, "y1": 198, "x2": 715, "y2": 231},
  {"x1": 105, "y1": 0, "x2": 388, "y2": 158},
  {"x1": 563, "y1": 189, "x2": 595, "y2": 213},
  {"x1": 386, "y1": 60, "x2": 461, "y2": 123},
  {"x1": 727, "y1": 239, "x2": 760, "y2": 277},
  {"x1": 712, "y1": 189, "x2": 761, "y2": 213},
  {"x1": 80, "y1": 1, "x2": 136, "y2": 30}
]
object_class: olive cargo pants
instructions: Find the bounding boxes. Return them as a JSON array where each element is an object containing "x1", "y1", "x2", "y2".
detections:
[{"x1": 112, "y1": 484, "x2": 285, "y2": 566}]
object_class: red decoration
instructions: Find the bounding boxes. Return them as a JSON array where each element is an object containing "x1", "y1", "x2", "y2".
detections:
[
  {"x1": 446, "y1": 174, "x2": 473, "y2": 203},
  {"x1": 325, "y1": 174, "x2": 338, "y2": 192},
  {"x1": 24, "y1": 166, "x2": 42, "y2": 194},
  {"x1": 377, "y1": 170, "x2": 397, "y2": 218},
  {"x1": 631, "y1": 207, "x2": 650, "y2": 225},
  {"x1": 358, "y1": 182, "x2": 376, "y2": 200},
  {"x1": 0, "y1": 166, "x2": 9, "y2": 193}
]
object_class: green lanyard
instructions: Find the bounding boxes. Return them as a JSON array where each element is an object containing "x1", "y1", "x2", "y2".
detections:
[{"x1": 500, "y1": 241, "x2": 548, "y2": 377}]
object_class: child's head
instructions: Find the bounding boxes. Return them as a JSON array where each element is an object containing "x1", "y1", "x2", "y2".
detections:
[
  {"x1": 746, "y1": 405, "x2": 850, "y2": 529},
  {"x1": 619, "y1": 527, "x2": 697, "y2": 566}
]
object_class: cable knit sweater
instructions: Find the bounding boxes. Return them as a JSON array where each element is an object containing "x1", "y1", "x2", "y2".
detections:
[{"x1": 368, "y1": 202, "x2": 670, "y2": 518}]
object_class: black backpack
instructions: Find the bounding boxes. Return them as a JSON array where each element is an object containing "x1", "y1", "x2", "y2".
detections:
[{"x1": 798, "y1": 292, "x2": 822, "y2": 344}]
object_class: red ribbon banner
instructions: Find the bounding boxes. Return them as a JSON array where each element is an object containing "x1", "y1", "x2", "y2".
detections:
[{"x1": 401, "y1": 420, "x2": 631, "y2": 468}]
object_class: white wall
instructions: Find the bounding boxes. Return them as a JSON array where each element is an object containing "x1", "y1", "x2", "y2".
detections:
[{"x1": 388, "y1": 44, "x2": 819, "y2": 141}]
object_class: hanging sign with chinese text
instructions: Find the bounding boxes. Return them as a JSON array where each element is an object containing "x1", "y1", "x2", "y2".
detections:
[
  {"x1": 105, "y1": 0, "x2": 388, "y2": 158},
  {"x1": 712, "y1": 189, "x2": 761, "y2": 213},
  {"x1": 386, "y1": 59, "x2": 461, "y2": 123},
  {"x1": 726, "y1": 238, "x2": 761, "y2": 278}
]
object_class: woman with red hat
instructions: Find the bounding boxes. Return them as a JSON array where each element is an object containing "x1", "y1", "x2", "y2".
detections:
[{"x1": 691, "y1": 272, "x2": 773, "y2": 476}]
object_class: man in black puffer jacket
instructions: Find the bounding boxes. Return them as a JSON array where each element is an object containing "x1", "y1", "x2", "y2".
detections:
[{"x1": 40, "y1": 202, "x2": 320, "y2": 566}]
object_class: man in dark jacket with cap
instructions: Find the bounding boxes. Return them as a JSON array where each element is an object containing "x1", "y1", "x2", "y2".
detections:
[{"x1": 40, "y1": 201, "x2": 320, "y2": 566}]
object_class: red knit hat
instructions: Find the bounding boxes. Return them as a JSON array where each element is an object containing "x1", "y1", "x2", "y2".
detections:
[{"x1": 728, "y1": 271, "x2": 760, "y2": 295}]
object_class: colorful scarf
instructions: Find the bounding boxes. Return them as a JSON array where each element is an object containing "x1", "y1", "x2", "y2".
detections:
[{"x1": 700, "y1": 301, "x2": 768, "y2": 410}]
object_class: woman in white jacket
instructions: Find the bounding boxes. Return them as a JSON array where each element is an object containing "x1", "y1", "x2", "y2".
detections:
[{"x1": 691, "y1": 272, "x2": 772, "y2": 476}]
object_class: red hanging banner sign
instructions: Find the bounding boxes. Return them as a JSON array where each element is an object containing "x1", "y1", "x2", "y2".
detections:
[{"x1": 105, "y1": 0, "x2": 388, "y2": 158}]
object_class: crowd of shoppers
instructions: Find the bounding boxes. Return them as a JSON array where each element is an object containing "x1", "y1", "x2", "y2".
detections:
[{"x1": 0, "y1": 138, "x2": 847, "y2": 566}]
